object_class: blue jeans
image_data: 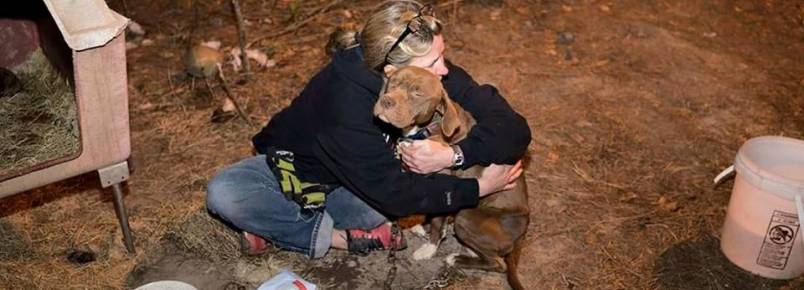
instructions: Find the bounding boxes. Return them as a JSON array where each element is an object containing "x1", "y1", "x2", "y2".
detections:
[{"x1": 206, "y1": 155, "x2": 387, "y2": 258}]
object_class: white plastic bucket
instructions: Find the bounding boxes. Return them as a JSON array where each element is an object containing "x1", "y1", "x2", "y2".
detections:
[
  {"x1": 134, "y1": 280, "x2": 198, "y2": 290},
  {"x1": 715, "y1": 136, "x2": 804, "y2": 279}
]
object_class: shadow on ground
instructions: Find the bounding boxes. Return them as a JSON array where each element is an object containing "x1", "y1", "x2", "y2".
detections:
[
  {"x1": 126, "y1": 211, "x2": 485, "y2": 290},
  {"x1": 653, "y1": 236, "x2": 803, "y2": 290}
]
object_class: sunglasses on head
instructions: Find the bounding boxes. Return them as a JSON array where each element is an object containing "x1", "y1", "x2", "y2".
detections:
[{"x1": 384, "y1": 4, "x2": 435, "y2": 65}]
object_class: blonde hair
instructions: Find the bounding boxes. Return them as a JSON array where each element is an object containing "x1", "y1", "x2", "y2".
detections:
[{"x1": 359, "y1": 1, "x2": 443, "y2": 72}]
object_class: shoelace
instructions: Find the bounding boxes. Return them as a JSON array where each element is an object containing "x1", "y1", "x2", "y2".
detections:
[{"x1": 346, "y1": 232, "x2": 385, "y2": 255}]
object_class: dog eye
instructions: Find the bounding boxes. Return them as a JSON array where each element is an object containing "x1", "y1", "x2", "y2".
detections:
[{"x1": 411, "y1": 90, "x2": 422, "y2": 97}]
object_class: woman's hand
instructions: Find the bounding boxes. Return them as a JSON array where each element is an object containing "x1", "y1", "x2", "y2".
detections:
[
  {"x1": 398, "y1": 140, "x2": 454, "y2": 174},
  {"x1": 477, "y1": 160, "x2": 523, "y2": 197}
]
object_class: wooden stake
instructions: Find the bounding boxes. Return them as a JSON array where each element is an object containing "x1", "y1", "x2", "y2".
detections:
[
  {"x1": 216, "y1": 63, "x2": 254, "y2": 127},
  {"x1": 231, "y1": 0, "x2": 250, "y2": 78}
]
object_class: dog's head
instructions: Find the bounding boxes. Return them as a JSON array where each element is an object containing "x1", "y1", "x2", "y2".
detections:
[{"x1": 373, "y1": 66, "x2": 461, "y2": 138}]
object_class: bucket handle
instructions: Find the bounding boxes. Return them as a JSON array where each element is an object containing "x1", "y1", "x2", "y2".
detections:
[
  {"x1": 713, "y1": 165, "x2": 735, "y2": 185},
  {"x1": 796, "y1": 195, "x2": 804, "y2": 247}
]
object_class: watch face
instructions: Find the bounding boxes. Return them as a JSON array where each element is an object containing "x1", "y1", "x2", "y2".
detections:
[{"x1": 451, "y1": 145, "x2": 464, "y2": 166}]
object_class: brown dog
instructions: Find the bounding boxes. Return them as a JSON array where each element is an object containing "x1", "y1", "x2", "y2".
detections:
[{"x1": 374, "y1": 66, "x2": 530, "y2": 290}]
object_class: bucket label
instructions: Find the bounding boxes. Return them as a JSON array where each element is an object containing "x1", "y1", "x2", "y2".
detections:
[{"x1": 757, "y1": 210, "x2": 800, "y2": 270}]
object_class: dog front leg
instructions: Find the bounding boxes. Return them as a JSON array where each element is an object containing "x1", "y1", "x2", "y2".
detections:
[{"x1": 413, "y1": 216, "x2": 447, "y2": 260}]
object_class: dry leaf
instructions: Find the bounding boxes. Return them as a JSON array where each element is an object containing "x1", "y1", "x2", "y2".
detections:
[
  {"x1": 620, "y1": 192, "x2": 638, "y2": 203},
  {"x1": 657, "y1": 196, "x2": 680, "y2": 212},
  {"x1": 228, "y1": 48, "x2": 276, "y2": 71},
  {"x1": 127, "y1": 21, "x2": 145, "y2": 36},
  {"x1": 137, "y1": 102, "x2": 155, "y2": 110},
  {"x1": 547, "y1": 152, "x2": 559, "y2": 162},
  {"x1": 201, "y1": 40, "x2": 222, "y2": 50},
  {"x1": 490, "y1": 9, "x2": 502, "y2": 21},
  {"x1": 570, "y1": 133, "x2": 585, "y2": 143},
  {"x1": 221, "y1": 97, "x2": 236, "y2": 112},
  {"x1": 593, "y1": 59, "x2": 610, "y2": 67}
]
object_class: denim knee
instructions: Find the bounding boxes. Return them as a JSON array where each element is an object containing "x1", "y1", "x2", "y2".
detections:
[
  {"x1": 206, "y1": 163, "x2": 259, "y2": 217},
  {"x1": 206, "y1": 172, "x2": 233, "y2": 216}
]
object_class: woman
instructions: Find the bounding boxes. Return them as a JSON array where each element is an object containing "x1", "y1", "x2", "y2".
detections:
[{"x1": 207, "y1": 0, "x2": 531, "y2": 259}]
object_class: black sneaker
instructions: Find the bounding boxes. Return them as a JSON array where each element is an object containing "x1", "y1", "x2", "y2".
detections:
[{"x1": 346, "y1": 223, "x2": 406, "y2": 255}]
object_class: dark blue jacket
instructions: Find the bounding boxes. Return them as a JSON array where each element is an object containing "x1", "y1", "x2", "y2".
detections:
[{"x1": 253, "y1": 47, "x2": 531, "y2": 217}]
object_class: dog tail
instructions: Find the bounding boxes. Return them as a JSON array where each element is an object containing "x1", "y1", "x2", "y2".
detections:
[{"x1": 505, "y1": 235, "x2": 526, "y2": 290}]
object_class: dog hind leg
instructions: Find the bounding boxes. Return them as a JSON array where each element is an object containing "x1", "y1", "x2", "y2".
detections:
[
  {"x1": 504, "y1": 235, "x2": 526, "y2": 290},
  {"x1": 450, "y1": 209, "x2": 517, "y2": 273}
]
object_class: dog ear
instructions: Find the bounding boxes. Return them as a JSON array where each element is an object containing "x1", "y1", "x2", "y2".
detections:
[{"x1": 438, "y1": 89, "x2": 461, "y2": 139}]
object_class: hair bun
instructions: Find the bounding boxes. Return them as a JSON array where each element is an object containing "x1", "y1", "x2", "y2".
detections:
[{"x1": 326, "y1": 23, "x2": 361, "y2": 57}]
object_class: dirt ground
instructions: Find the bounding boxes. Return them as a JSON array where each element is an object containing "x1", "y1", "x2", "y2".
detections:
[{"x1": 2, "y1": 0, "x2": 804, "y2": 289}]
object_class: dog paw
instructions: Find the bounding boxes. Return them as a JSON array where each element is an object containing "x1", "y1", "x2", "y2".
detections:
[
  {"x1": 446, "y1": 253, "x2": 460, "y2": 266},
  {"x1": 410, "y1": 224, "x2": 427, "y2": 237},
  {"x1": 413, "y1": 243, "x2": 438, "y2": 260},
  {"x1": 464, "y1": 247, "x2": 478, "y2": 258}
]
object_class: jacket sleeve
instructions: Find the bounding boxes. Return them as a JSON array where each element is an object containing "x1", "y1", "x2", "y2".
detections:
[
  {"x1": 443, "y1": 61, "x2": 532, "y2": 167},
  {"x1": 312, "y1": 92, "x2": 480, "y2": 218}
]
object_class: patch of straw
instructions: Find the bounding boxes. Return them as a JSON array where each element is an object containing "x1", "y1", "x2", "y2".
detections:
[
  {"x1": 162, "y1": 211, "x2": 243, "y2": 263},
  {"x1": 0, "y1": 50, "x2": 79, "y2": 177},
  {"x1": 0, "y1": 219, "x2": 36, "y2": 261}
]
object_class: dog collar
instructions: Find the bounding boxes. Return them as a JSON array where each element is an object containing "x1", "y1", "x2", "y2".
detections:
[
  {"x1": 403, "y1": 121, "x2": 441, "y2": 141},
  {"x1": 404, "y1": 126, "x2": 431, "y2": 141}
]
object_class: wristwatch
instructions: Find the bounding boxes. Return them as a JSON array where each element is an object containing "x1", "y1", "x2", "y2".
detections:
[{"x1": 451, "y1": 145, "x2": 464, "y2": 168}]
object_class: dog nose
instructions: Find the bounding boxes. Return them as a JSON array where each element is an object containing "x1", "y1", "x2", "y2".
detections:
[{"x1": 380, "y1": 98, "x2": 395, "y2": 109}]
